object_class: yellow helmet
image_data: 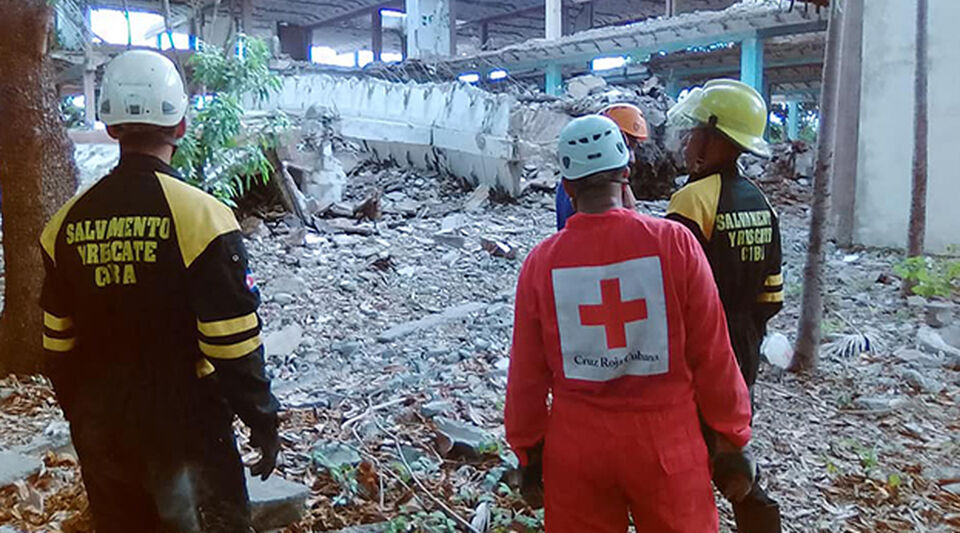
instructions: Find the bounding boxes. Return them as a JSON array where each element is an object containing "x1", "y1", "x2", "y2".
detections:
[{"x1": 667, "y1": 79, "x2": 770, "y2": 157}]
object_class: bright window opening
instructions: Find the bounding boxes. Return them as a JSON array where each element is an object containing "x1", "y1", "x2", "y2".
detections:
[
  {"x1": 489, "y1": 69, "x2": 508, "y2": 81},
  {"x1": 357, "y1": 50, "x2": 374, "y2": 67},
  {"x1": 591, "y1": 56, "x2": 626, "y2": 71},
  {"x1": 311, "y1": 46, "x2": 358, "y2": 67},
  {"x1": 159, "y1": 32, "x2": 192, "y2": 50},
  {"x1": 382, "y1": 52, "x2": 403, "y2": 63},
  {"x1": 91, "y1": 8, "x2": 163, "y2": 46},
  {"x1": 458, "y1": 72, "x2": 481, "y2": 83}
]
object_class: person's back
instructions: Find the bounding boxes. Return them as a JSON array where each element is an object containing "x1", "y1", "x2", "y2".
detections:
[
  {"x1": 40, "y1": 50, "x2": 278, "y2": 533},
  {"x1": 665, "y1": 78, "x2": 784, "y2": 533},
  {"x1": 667, "y1": 165, "x2": 783, "y2": 386},
  {"x1": 43, "y1": 155, "x2": 253, "y2": 435},
  {"x1": 505, "y1": 115, "x2": 752, "y2": 533}
]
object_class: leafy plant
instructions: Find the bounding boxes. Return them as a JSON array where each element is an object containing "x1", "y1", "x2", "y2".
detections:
[
  {"x1": 386, "y1": 511, "x2": 458, "y2": 533},
  {"x1": 894, "y1": 253, "x2": 960, "y2": 299},
  {"x1": 172, "y1": 35, "x2": 288, "y2": 205},
  {"x1": 59, "y1": 96, "x2": 85, "y2": 129},
  {"x1": 328, "y1": 464, "x2": 361, "y2": 506}
]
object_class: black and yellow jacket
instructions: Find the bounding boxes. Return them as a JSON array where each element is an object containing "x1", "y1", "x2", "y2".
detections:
[
  {"x1": 40, "y1": 154, "x2": 278, "y2": 446},
  {"x1": 666, "y1": 164, "x2": 783, "y2": 385}
]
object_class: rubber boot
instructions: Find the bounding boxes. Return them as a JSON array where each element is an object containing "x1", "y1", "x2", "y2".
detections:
[{"x1": 731, "y1": 484, "x2": 782, "y2": 533}]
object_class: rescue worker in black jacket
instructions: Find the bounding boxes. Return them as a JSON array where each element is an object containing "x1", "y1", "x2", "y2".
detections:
[
  {"x1": 40, "y1": 50, "x2": 280, "y2": 533},
  {"x1": 665, "y1": 79, "x2": 784, "y2": 533}
]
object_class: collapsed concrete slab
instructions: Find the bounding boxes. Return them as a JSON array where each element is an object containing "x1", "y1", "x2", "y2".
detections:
[{"x1": 259, "y1": 74, "x2": 570, "y2": 197}]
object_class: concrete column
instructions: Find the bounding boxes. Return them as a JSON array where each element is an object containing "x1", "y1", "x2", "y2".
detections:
[
  {"x1": 564, "y1": 1, "x2": 594, "y2": 35},
  {"x1": 740, "y1": 36, "x2": 764, "y2": 92},
  {"x1": 277, "y1": 23, "x2": 311, "y2": 61},
  {"x1": 666, "y1": 0, "x2": 677, "y2": 17},
  {"x1": 242, "y1": 0, "x2": 254, "y2": 35},
  {"x1": 83, "y1": 67, "x2": 96, "y2": 126},
  {"x1": 404, "y1": 0, "x2": 455, "y2": 59},
  {"x1": 831, "y1": 0, "x2": 864, "y2": 246},
  {"x1": 372, "y1": 8, "x2": 383, "y2": 62},
  {"x1": 545, "y1": 63, "x2": 563, "y2": 96},
  {"x1": 546, "y1": 0, "x2": 562, "y2": 40},
  {"x1": 480, "y1": 22, "x2": 489, "y2": 49},
  {"x1": 787, "y1": 100, "x2": 800, "y2": 140}
]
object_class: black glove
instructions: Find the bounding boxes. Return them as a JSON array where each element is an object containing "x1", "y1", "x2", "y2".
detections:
[
  {"x1": 249, "y1": 427, "x2": 281, "y2": 481},
  {"x1": 713, "y1": 445, "x2": 757, "y2": 503},
  {"x1": 519, "y1": 441, "x2": 544, "y2": 509}
]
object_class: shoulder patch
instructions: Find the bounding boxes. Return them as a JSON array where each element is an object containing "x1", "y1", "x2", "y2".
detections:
[
  {"x1": 155, "y1": 172, "x2": 240, "y2": 268},
  {"x1": 40, "y1": 191, "x2": 87, "y2": 264},
  {"x1": 666, "y1": 174, "x2": 722, "y2": 241}
]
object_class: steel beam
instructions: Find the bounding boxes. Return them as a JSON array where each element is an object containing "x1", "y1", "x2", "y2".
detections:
[
  {"x1": 545, "y1": 63, "x2": 563, "y2": 96},
  {"x1": 740, "y1": 36, "x2": 764, "y2": 91},
  {"x1": 787, "y1": 99, "x2": 800, "y2": 140},
  {"x1": 371, "y1": 8, "x2": 383, "y2": 61}
]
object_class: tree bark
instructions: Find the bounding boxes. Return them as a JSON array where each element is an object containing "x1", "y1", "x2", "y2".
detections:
[
  {"x1": 792, "y1": 2, "x2": 843, "y2": 372},
  {"x1": 0, "y1": 0, "x2": 78, "y2": 375},
  {"x1": 904, "y1": 0, "x2": 928, "y2": 278}
]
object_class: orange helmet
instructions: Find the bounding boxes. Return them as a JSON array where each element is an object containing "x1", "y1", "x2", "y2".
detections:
[{"x1": 601, "y1": 103, "x2": 649, "y2": 141}]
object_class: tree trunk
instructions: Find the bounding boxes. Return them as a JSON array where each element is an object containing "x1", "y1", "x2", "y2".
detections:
[
  {"x1": 0, "y1": 0, "x2": 79, "y2": 375},
  {"x1": 792, "y1": 2, "x2": 843, "y2": 372},
  {"x1": 904, "y1": 0, "x2": 928, "y2": 283}
]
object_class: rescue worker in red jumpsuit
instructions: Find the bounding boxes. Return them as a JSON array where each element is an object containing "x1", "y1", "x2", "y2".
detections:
[
  {"x1": 666, "y1": 79, "x2": 784, "y2": 533},
  {"x1": 505, "y1": 114, "x2": 755, "y2": 532}
]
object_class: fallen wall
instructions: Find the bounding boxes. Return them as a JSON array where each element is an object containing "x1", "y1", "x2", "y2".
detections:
[
  {"x1": 854, "y1": 0, "x2": 960, "y2": 253},
  {"x1": 259, "y1": 74, "x2": 568, "y2": 196}
]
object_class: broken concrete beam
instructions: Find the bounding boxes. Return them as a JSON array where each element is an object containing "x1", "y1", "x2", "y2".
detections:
[
  {"x1": 378, "y1": 302, "x2": 487, "y2": 343},
  {"x1": 0, "y1": 452, "x2": 42, "y2": 489},
  {"x1": 246, "y1": 472, "x2": 309, "y2": 532},
  {"x1": 261, "y1": 75, "x2": 523, "y2": 195}
]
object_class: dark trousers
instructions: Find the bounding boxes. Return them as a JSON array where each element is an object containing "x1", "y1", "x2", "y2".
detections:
[
  {"x1": 703, "y1": 316, "x2": 782, "y2": 533},
  {"x1": 70, "y1": 395, "x2": 252, "y2": 533}
]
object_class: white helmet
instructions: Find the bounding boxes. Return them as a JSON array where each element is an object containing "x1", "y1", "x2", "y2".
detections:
[
  {"x1": 557, "y1": 115, "x2": 630, "y2": 180},
  {"x1": 99, "y1": 50, "x2": 188, "y2": 127}
]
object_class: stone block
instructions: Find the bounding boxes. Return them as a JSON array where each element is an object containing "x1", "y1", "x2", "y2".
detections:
[{"x1": 246, "y1": 472, "x2": 309, "y2": 532}]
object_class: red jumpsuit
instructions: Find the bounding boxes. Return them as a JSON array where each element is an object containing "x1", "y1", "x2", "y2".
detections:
[{"x1": 505, "y1": 208, "x2": 752, "y2": 533}]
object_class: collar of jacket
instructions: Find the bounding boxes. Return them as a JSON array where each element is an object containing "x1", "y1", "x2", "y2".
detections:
[
  {"x1": 564, "y1": 207, "x2": 636, "y2": 231},
  {"x1": 114, "y1": 152, "x2": 184, "y2": 181},
  {"x1": 688, "y1": 162, "x2": 739, "y2": 184}
]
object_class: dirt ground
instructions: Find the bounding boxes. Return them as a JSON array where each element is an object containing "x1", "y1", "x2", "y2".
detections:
[{"x1": 0, "y1": 168, "x2": 958, "y2": 532}]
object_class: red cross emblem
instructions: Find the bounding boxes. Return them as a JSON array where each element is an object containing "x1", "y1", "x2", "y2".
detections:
[{"x1": 578, "y1": 278, "x2": 648, "y2": 349}]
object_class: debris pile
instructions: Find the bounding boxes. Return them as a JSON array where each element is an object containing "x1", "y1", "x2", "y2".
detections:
[
  {"x1": 545, "y1": 74, "x2": 682, "y2": 199},
  {"x1": 740, "y1": 140, "x2": 815, "y2": 183}
]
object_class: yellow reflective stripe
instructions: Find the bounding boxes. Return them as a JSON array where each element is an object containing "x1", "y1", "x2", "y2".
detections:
[
  {"x1": 156, "y1": 172, "x2": 239, "y2": 268},
  {"x1": 43, "y1": 335, "x2": 76, "y2": 352},
  {"x1": 44, "y1": 312, "x2": 74, "y2": 332},
  {"x1": 41, "y1": 192, "x2": 87, "y2": 264},
  {"x1": 199, "y1": 335, "x2": 263, "y2": 360},
  {"x1": 765, "y1": 273, "x2": 784, "y2": 287},
  {"x1": 757, "y1": 291, "x2": 784, "y2": 304},
  {"x1": 666, "y1": 173, "x2": 721, "y2": 241},
  {"x1": 198, "y1": 313, "x2": 258, "y2": 338},
  {"x1": 196, "y1": 358, "x2": 217, "y2": 378}
]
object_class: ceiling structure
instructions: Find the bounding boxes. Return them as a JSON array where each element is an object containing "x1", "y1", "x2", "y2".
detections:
[
  {"x1": 88, "y1": 0, "x2": 745, "y2": 53},
  {"x1": 70, "y1": 1, "x2": 828, "y2": 102}
]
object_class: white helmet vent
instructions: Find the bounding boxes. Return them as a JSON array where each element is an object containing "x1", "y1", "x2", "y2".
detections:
[{"x1": 556, "y1": 115, "x2": 631, "y2": 181}]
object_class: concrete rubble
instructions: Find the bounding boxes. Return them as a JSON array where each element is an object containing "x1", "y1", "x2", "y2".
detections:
[
  {"x1": 0, "y1": 452, "x2": 42, "y2": 489},
  {"x1": 246, "y1": 472, "x2": 310, "y2": 531}
]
